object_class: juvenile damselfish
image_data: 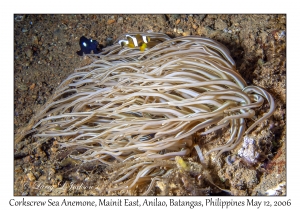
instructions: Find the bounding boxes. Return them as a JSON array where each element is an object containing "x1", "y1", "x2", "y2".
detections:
[{"x1": 77, "y1": 36, "x2": 100, "y2": 56}]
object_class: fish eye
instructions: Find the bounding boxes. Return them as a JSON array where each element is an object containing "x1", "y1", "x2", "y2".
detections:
[
  {"x1": 90, "y1": 39, "x2": 93, "y2": 42},
  {"x1": 83, "y1": 42, "x2": 87, "y2": 47}
]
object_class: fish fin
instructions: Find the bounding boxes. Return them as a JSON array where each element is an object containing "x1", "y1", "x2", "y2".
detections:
[
  {"x1": 77, "y1": 50, "x2": 84, "y2": 56},
  {"x1": 127, "y1": 43, "x2": 135, "y2": 48},
  {"x1": 140, "y1": 43, "x2": 147, "y2": 51},
  {"x1": 93, "y1": 49, "x2": 100, "y2": 54}
]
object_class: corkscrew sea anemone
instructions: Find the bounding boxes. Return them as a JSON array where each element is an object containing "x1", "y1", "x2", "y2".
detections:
[{"x1": 15, "y1": 32, "x2": 275, "y2": 195}]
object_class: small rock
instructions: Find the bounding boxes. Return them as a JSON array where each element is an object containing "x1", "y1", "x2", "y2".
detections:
[
  {"x1": 215, "y1": 19, "x2": 228, "y2": 30},
  {"x1": 197, "y1": 27, "x2": 202, "y2": 35},
  {"x1": 48, "y1": 168, "x2": 56, "y2": 177},
  {"x1": 197, "y1": 26, "x2": 209, "y2": 36},
  {"x1": 50, "y1": 147, "x2": 58, "y2": 153},
  {"x1": 25, "y1": 61, "x2": 30, "y2": 67},
  {"x1": 22, "y1": 28, "x2": 28, "y2": 33},
  {"x1": 36, "y1": 147, "x2": 46, "y2": 158},
  {"x1": 171, "y1": 14, "x2": 180, "y2": 20},
  {"x1": 42, "y1": 49, "x2": 49, "y2": 55},
  {"x1": 56, "y1": 174, "x2": 63, "y2": 182},
  {"x1": 223, "y1": 28, "x2": 232, "y2": 34},
  {"x1": 157, "y1": 15, "x2": 166, "y2": 25},
  {"x1": 27, "y1": 171, "x2": 36, "y2": 181},
  {"x1": 23, "y1": 155, "x2": 31, "y2": 163},
  {"x1": 22, "y1": 192, "x2": 28, "y2": 196},
  {"x1": 192, "y1": 24, "x2": 198, "y2": 29},
  {"x1": 15, "y1": 165, "x2": 23, "y2": 173},
  {"x1": 176, "y1": 19, "x2": 181, "y2": 25},
  {"x1": 238, "y1": 136, "x2": 260, "y2": 165},
  {"x1": 177, "y1": 28, "x2": 183, "y2": 34},
  {"x1": 107, "y1": 19, "x2": 115, "y2": 24},
  {"x1": 53, "y1": 28, "x2": 62, "y2": 40},
  {"x1": 257, "y1": 58, "x2": 264, "y2": 67},
  {"x1": 182, "y1": 30, "x2": 191, "y2": 36},
  {"x1": 32, "y1": 46, "x2": 39, "y2": 55},
  {"x1": 19, "y1": 84, "x2": 28, "y2": 91},
  {"x1": 38, "y1": 175, "x2": 47, "y2": 182},
  {"x1": 259, "y1": 31, "x2": 268, "y2": 43},
  {"x1": 117, "y1": 17, "x2": 123, "y2": 24},
  {"x1": 29, "y1": 83, "x2": 35, "y2": 90},
  {"x1": 32, "y1": 36, "x2": 39, "y2": 45}
]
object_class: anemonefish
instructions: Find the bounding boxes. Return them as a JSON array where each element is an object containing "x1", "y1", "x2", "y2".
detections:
[
  {"x1": 118, "y1": 34, "x2": 152, "y2": 51},
  {"x1": 77, "y1": 36, "x2": 100, "y2": 56}
]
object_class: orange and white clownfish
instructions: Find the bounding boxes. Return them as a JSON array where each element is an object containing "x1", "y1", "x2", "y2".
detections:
[{"x1": 118, "y1": 34, "x2": 151, "y2": 51}]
